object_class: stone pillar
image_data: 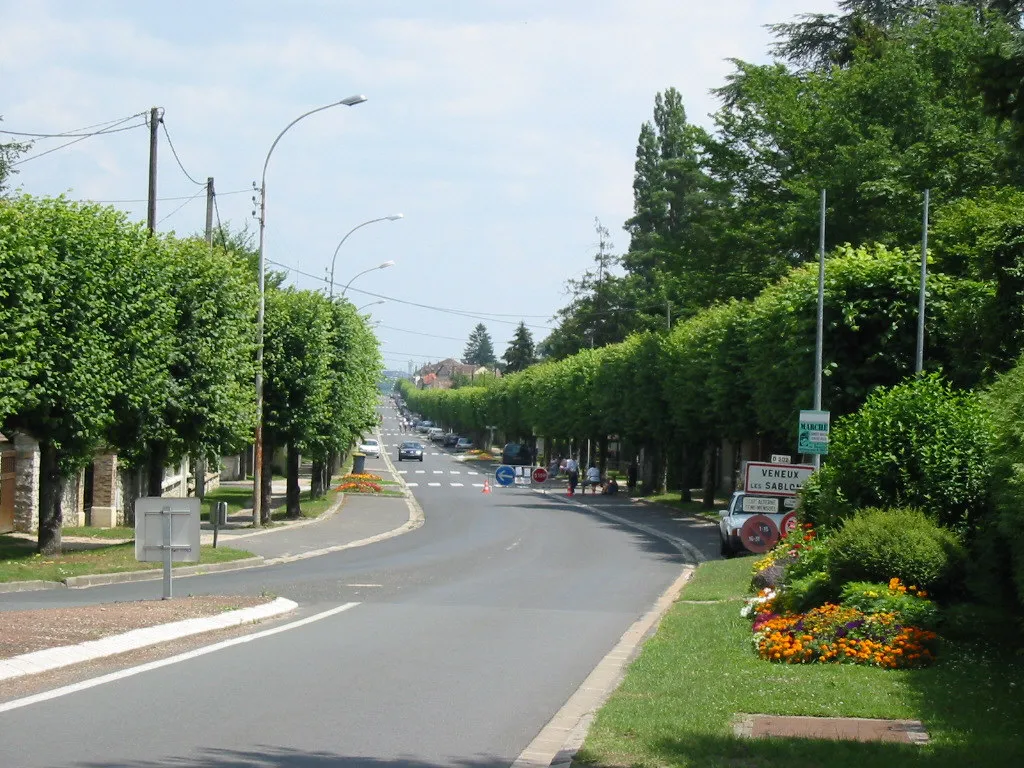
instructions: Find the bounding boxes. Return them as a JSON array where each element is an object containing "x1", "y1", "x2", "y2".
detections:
[
  {"x1": 91, "y1": 453, "x2": 119, "y2": 528},
  {"x1": 61, "y1": 469, "x2": 86, "y2": 527},
  {"x1": 13, "y1": 434, "x2": 40, "y2": 533}
]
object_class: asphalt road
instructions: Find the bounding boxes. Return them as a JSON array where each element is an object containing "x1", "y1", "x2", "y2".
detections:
[{"x1": 0, "y1": 406, "x2": 705, "y2": 767}]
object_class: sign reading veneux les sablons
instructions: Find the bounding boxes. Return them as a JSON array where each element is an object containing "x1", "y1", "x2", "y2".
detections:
[{"x1": 743, "y1": 462, "x2": 815, "y2": 497}]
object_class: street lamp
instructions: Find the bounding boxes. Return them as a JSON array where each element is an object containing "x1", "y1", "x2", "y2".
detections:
[
  {"x1": 253, "y1": 94, "x2": 366, "y2": 527},
  {"x1": 357, "y1": 300, "x2": 386, "y2": 312},
  {"x1": 341, "y1": 260, "x2": 394, "y2": 296},
  {"x1": 328, "y1": 214, "x2": 403, "y2": 298}
]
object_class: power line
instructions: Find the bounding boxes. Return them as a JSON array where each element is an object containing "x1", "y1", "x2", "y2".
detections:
[
  {"x1": 0, "y1": 111, "x2": 148, "y2": 138},
  {"x1": 157, "y1": 187, "x2": 206, "y2": 226},
  {"x1": 160, "y1": 119, "x2": 205, "y2": 186},
  {"x1": 265, "y1": 257, "x2": 554, "y2": 330},
  {"x1": 376, "y1": 324, "x2": 466, "y2": 341},
  {"x1": 87, "y1": 189, "x2": 249, "y2": 204},
  {"x1": 10, "y1": 112, "x2": 148, "y2": 166}
]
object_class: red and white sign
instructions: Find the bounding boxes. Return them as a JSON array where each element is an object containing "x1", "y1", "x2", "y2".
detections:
[
  {"x1": 531, "y1": 466, "x2": 549, "y2": 484},
  {"x1": 743, "y1": 462, "x2": 815, "y2": 497},
  {"x1": 739, "y1": 515, "x2": 780, "y2": 554},
  {"x1": 780, "y1": 511, "x2": 798, "y2": 536}
]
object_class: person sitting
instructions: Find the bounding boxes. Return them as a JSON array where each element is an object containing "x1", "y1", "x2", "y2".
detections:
[
  {"x1": 603, "y1": 476, "x2": 619, "y2": 495},
  {"x1": 583, "y1": 463, "x2": 601, "y2": 494}
]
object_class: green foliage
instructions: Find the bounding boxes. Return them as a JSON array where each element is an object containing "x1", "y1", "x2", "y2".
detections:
[
  {"x1": 828, "y1": 507, "x2": 966, "y2": 592},
  {"x1": 802, "y1": 373, "x2": 992, "y2": 532},
  {"x1": 501, "y1": 321, "x2": 536, "y2": 374},
  {"x1": 839, "y1": 581, "x2": 941, "y2": 630},
  {"x1": 776, "y1": 572, "x2": 837, "y2": 614},
  {"x1": 983, "y1": 353, "x2": 1024, "y2": 607},
  {"x1": 462, "y1": 323, "x2": 496, "y2": 366}
]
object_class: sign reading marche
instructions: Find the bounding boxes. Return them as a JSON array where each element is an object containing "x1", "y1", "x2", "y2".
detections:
[
  {"x1": 744, "y1": 462, "x2": 815, "y2": 497},
  {"x1": 495, "y1": 465, "x2": 516, "y2": 487},
  {"x1": 798, "y1": 409, "x2": 831, "y2": 455}
]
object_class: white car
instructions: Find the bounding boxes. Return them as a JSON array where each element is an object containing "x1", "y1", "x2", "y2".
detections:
[
  {"x1": 718, "y1": 491, "x2": 798, "y2": 557},
  {"x1": 358, "y1": 438, "x2": 381, "y2": 458}
]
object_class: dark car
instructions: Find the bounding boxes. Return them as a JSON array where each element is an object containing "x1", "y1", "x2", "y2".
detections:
[
  {"x1": 398, "y1": 441, "x2": 425, "y2": 462},
  {"x1": 455, "y1": 437, "x2": 474, "y2": 451},
  {"x1": 501, "y1": 442, "x2": 534, "y2": 466},
  {"x1": 442, "y1": 433, "x2": 460, "y2": 447}
]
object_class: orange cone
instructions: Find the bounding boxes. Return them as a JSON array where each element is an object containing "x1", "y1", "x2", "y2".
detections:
[{"x1": 482, "y1": 480, "x2": 491, "y2": 495}]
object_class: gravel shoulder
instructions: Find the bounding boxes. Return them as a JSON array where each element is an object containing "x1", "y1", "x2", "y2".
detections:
[{"x1": 0, "y1": 595, "x2": 273, "y2": 658}]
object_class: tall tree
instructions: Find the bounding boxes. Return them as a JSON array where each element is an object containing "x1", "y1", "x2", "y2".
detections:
[
  {"x1": 502, "y1": 322, "x2": 537, "y2": 373},
  {"x1": 463, "y1": 323, "x2": 496, "y2": 366}
]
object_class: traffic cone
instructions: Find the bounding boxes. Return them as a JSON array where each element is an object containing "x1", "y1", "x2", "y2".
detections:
[{"x1": 482, "y1": 480, "x2": 491, "y2": 495}]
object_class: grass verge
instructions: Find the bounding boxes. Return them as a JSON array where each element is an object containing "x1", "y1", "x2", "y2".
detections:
[
  {"x1": 0, "y1": 536, "x2": 254, "y2": 583},
  {"x1": 574, "y1": 558, "x2": 1024, "y2": 767},
  {"x1": 62, "y1": 526, "x2": 134, "y2": 539}
]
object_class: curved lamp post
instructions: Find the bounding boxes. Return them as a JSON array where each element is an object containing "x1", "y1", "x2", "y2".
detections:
[
  {"x1": 253, "y1": 94, "x2": 366, "y2": 526},
  {"x1": 341, "y1": 260, "x2": 394, "y2": 296},
  {"x1": 357, "y1": 300, "x2": 386, "y2": 312},
  {"x1": 328, "y1": 214, "x2": 403, "y2": 298}
]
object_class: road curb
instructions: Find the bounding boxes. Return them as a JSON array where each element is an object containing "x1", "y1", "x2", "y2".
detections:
[
  {"x1": 62, "y1": 557, "x2": 267, "y2": 589},
  {"x1": 511, "y1": 567, "x2": 696, "y2": 768},
  {"x1": 0, "y1": 580, "x2": 62, "y2": 594},
  {"x1": 0, "y1": 597, "x2": 298, "y2": 683}
]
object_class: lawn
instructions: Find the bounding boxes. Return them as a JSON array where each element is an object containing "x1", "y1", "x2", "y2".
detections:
[
  {"x1": 0, "y1": 535, "x2": 254, "y2": 583},
  {"x1": 574, "y1": 557, "x2": 1024, "y2": 767},
  {"x1": 203, "y1": 485, "x2": 344, "y2": 521},
  {"x1": 644, "y1": 489, "x2": 728, "y2": 522}
]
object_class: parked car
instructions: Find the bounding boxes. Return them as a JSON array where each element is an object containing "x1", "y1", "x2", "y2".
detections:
[
  {"x1": 442, "y1": 432, "x2": 460, "y2": 447},
  {"x1": 397, "y1": 441, "x2": 425, "y2": 462},
  {"x1": 501, "y1": 442, "x2": 534, "y2": 466},
  {"x1": 428, "y1": 427, "x2": 446, "y2": 443},
  {"x1": 718, "y1": 491, "x2": 796, "y2": 557},
  {"x1": 416, "y1": 420, "x2": 435, "y2": 433},
  {"x1": 455, "y1": 437, "x2": 474, "y2": 451},
  {"x1": 358, "y1": 438, "x2": 381, "y2": 458}
]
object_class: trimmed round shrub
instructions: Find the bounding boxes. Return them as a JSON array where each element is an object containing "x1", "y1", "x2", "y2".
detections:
[
  {"x1": 752, "y1": 563, "x2": 786, "y2": 591},
  {"x1": 828, "y1": 507, "x2": 965, "y2": 593}
]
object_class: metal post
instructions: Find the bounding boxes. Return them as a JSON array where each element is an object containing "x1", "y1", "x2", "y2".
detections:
[
  {"x1": 162, "y1": 506, "x2": 173, "y2": 600},
  {"x1": 813, "y1": 189, "x2": 826, "y2": 471},
  {"x1": 916, "y1": 189, "x2": 930, "y2": 374}
]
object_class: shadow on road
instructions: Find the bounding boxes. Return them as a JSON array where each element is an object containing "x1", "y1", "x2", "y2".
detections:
[{"x1": 75, "y1": 745, "x2": 514, "y2": 768}]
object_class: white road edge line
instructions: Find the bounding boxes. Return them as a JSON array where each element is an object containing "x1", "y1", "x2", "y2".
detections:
[{"x1": 0, "y1": 602, "x2": 360, "y2": 714}]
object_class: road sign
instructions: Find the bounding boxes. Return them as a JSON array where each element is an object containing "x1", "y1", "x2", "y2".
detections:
[
  {"x1": 514, "y1": 466, "x2": 532, "y2": 485},
  {"x1": 739, "y1": 515, "x2": 780, "y2": 554},
  {"x1": 135, "y1": 497, "x2": 200, "y2": 599},
  {"x1": 780, "y1": 511, "x2": 798, "y2": 536},
  {"x1": 495, "y1": 465, "x2": 515, "y2": 487},
  {"x1": 532, "y1": 466, "x2": 549, "y2": 483},
  {"x1": 743, "y1": 462, "x2": 815, "y2": 496},
  {"x1": 771, "y1": 454, "x2": 791, "y2": 464},
  {"x1": 798, "y1": 409, "x2": 830, "y2": 455},
  {"x1": 743, "y1": 495, "x2": 780, "y2": 514}
]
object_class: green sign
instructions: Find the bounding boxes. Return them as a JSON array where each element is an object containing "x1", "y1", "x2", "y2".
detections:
[{"x1": 798, "y1": 409, "x2": 830, "y2": 455}]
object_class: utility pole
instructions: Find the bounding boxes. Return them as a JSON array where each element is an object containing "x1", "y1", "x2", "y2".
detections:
[
  {"x1": 146, "y1": 107, "x2": 160, "y2": 234},
  {"x1": 195, "y1": 177, "x2": 216, "y2": 502},
  {"x1": 916, "y1": 189, "x2": 930, "y2": 374}
]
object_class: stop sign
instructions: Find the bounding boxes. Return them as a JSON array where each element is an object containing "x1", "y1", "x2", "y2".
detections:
[{"x1": 531, "y1": 466, "x2": 549, "y2": 483}]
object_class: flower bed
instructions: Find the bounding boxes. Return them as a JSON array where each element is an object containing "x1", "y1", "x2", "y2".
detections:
[
  {"x1": 745, "y1": 520, "x2": 940, "y2": 669},
  {"x1": 335, "y1": 478, "x2": 383, "y2": 493}
]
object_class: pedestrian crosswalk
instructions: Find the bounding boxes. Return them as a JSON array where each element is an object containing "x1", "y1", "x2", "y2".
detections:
[{"x1": 405, "y1": 482, "x2": 486, "y2": 489}]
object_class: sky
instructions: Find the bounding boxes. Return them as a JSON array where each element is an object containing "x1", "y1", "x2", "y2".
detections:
[{"x1": 1, "y1": 0, "x2": 838, "y2": 373}]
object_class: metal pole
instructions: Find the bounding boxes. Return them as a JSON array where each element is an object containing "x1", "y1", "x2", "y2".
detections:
[
  {"x1": 252, "y1": 95, "x2": 366, "y2": 528},
  {"x1": 205, "y1": 177, "x2": 214, "y2": 246},
  {"x1": 813, "y1": 189, "x2": 826, "y2": 471},
  {"x1": 916, "y1": 189, "x2": 930, "y2": 374},
  {"x1": 162, "y1": 506, "x2": 173, "y2": 600},
  {"x1": 147, "y1": 107, "x2": 160, "y2": 235},
  {"x1": 329, "y1": 215, "x2": 402, "y2": 298}
]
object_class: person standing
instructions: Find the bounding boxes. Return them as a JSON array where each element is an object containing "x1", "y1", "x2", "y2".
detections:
[
  {"x1": 584, "y1": 463, "x2": 601, "y2": 494},
  {"x1": 564, "y1": 455, "x2": 579, "y2": 495},
  {"x1": 627, "y1": 460, "x2": 638, "y2": 494}
]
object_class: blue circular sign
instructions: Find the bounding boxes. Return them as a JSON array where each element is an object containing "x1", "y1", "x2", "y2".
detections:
[{"x1": 495, "y1": 465, "x2": 515, "y2": 487}]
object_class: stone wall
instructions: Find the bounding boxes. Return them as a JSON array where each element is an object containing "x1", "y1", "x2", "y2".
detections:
[{"x1": 13, "y1": 434, "x2": 39, "y2": 533}]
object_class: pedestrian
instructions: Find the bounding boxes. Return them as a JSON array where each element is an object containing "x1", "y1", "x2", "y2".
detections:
[
  {"x1": 564, "y1": 455, "x2": 579, "y2": 495},
  {"x1": 603, "y1": 476, "x2": 619, "y2": 495},
  {"x1": 627, "y1": 460, "x2": 638, "y2": 494},
  {"x1": 584, "y1": 463, "x2": 601, "y2": 494}
]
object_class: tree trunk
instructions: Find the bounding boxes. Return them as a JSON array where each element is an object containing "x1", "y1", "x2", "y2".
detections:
[
  {"x1": 679, "y1": 444, "x2": 693, "y2": 503},
  {"x1": 260, "y1": 439, "x2": 274, "y2": 525},
  {"x1": 37, "y1": 441, "x2": 64, "y2": 555},
  {"x1": 311, "y1": 459, "x2": 325, "y2": 498},
  {"x1": 597, "y1": 435, "x2": 608, "y2": 475},
  {"x1": 286, "y1": 444, "x2": 302, "y2": 519},
  {"x1": 146, "y1": 444, "x2": 166, "y2": 498},
  {"x1": 194, "y1": 455, "x2": 207, "y2": 500},
  {"x1": 701, "y1": 441, "x2": 717, "y2": 509}
]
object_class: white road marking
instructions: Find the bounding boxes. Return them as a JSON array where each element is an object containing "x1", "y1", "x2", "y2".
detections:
[
  {"x1": 397, "y1": 470, "x2": 407, "y2": 474},
  {"x1": 428, "y1": 482, "x2": 441, "y2": 487},
  {"x1": 0, "y1": 602, "x2": 360, "y2": 714},
  {"x1": 472, "y1": 483, "x2": 484, "y2": 487},
  {"x1": 346, "y1": 584, "x2": 382, "y2": 588},
  {"x1": 450, "y1": 483, "x2": 464, "y2": 487},
  {"x1": 467, "y1": 471, "x2": 479, "y2": 475},
  {"x1": 449, "y1": 470, "x2": 460, "y2": 474},
  {"x1": 432, "y1": 470, "x2": 443, "y2": 474},
  {"x1": 415, "y1": 470, "x2": 425, "y2": 474},
  {"x1": 406, "y1": 482, "x2": 419, "y2": 487}
]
